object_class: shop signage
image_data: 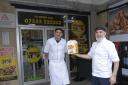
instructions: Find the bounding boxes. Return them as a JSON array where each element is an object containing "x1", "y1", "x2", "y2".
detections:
[
  {"x1": 68, "y1": 15, "x2": 89, "y2": 54},
  {"x1": 0, "y1": 47, "x2": 18, "y2": 81},
  {"x1": 0, "y1": 13, "x2": 15, "y2": 28},
  {"x1": 18, "y1": 11, "x2": 64, "y2": 26}
]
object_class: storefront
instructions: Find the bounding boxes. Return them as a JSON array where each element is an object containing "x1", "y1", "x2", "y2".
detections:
[{"x1": 0, "y1": 3, "x2": 90, "y2": 84}]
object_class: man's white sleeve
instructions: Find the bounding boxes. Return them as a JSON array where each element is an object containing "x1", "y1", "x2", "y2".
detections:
[{"x1": 108, "y1": 43, "x2": 120, "y2": 62}]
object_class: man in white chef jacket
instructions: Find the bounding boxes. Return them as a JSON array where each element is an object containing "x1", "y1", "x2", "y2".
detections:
[
  {"x1": 74, "y1": 26, "x2": 120, "y2": 85},
  {"x1": 44, "y1": 28, "x2": 70, "y2": 85}
]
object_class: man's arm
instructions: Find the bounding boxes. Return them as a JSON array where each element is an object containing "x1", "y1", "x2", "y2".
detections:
[
  {"x1": 110, "y1": 61, "x2": 119, "y2": 85},
  {"x1": 112, "y1": 61, "x2": 119, "y2": 76},
  {"x1": 75, "y1": 54, "x2": 91, "y2": 59}
]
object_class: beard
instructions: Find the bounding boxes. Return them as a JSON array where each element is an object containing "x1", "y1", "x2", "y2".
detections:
[{"x1": 96, "y1": 37, "x2": 104, "y2": 42}]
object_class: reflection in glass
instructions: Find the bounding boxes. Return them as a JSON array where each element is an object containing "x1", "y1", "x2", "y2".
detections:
[
  {"x1": 21, "y1": 30, "x2": 45, "y2": 82},
  {"x1": 47, "y1": 30, "x2": 54, "y2": 39}
]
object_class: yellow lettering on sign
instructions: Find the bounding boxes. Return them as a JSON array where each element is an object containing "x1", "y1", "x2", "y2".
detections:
[
  {"x1": 24, "y1": 17, "x2": 62, "y2": 25},
  {"x1": 0, "y1": 56, "x2": 17, "y2": 67}
]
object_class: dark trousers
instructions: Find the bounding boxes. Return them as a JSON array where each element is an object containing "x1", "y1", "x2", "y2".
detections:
[{"x1": 91, "y1": 76, "x2": 110, "y2": 85}]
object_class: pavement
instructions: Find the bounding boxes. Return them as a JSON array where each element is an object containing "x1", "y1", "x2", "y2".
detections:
[{"x1": 40, "y1": 79, "x2": 91, "y2": 85}]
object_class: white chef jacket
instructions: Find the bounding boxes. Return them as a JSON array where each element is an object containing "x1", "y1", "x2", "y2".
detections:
[
  {"x1": 44, "y1": 37, "x2": 70, "y2": 85},
  {"x1": 88, "y1": 38, "x2": 120, "y2": 78}
]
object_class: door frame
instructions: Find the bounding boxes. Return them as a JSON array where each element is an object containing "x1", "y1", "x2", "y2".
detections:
[{"x1": 19, "y1": 27, "x2": 48, "y2": 85}]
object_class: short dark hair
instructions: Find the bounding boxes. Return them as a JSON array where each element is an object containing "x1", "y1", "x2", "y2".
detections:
[
  {"x1": 95, "y1": 26, "x2": 107, "y2": 32},
  {"x1": 55, "y1": 28, "x2": 64, "y2": 33}
]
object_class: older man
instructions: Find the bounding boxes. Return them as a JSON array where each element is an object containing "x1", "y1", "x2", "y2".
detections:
[{"x1": 75, "y1": 26, "x2": 120, "y2": 85}]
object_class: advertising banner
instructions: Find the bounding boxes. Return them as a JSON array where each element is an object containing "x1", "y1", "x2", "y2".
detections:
[
  {"x1": 0, "y1": 13, "x2": 15, "y2": 28},
  {"x1": 0, "y1": 47, "x2": 18, "y2": 81},
  {"x1": 108, "y1": 5, "x2": 128, "y2": 35}
]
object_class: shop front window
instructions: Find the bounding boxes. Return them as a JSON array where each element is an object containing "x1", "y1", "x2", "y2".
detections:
[{"x1": 21, "y1": 30, "x2": 45, "y2": 82}]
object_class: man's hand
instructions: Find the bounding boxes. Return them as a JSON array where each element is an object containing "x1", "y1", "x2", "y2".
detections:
[
  {"x1": 110, "y1": 75, "x2": 116, "y2": 85},
  {"x1": 110, "y1": 61, "x2": 119, "y2": 85},
  {"x1": 72, "y1": 53, "x2": 78, "y2": 56}
]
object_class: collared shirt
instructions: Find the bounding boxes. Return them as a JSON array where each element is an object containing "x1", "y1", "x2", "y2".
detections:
[
  {"x1": 88, "y1": 38, "x2": 120, "y2": 78},
  {"x1": 44, "y1": 37, "x2": 67, "y2": 61}
]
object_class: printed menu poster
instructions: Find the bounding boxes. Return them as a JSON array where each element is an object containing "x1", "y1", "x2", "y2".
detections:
[{"x1": 0, "y1": 47, "x2": 18, "y2": 81}]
